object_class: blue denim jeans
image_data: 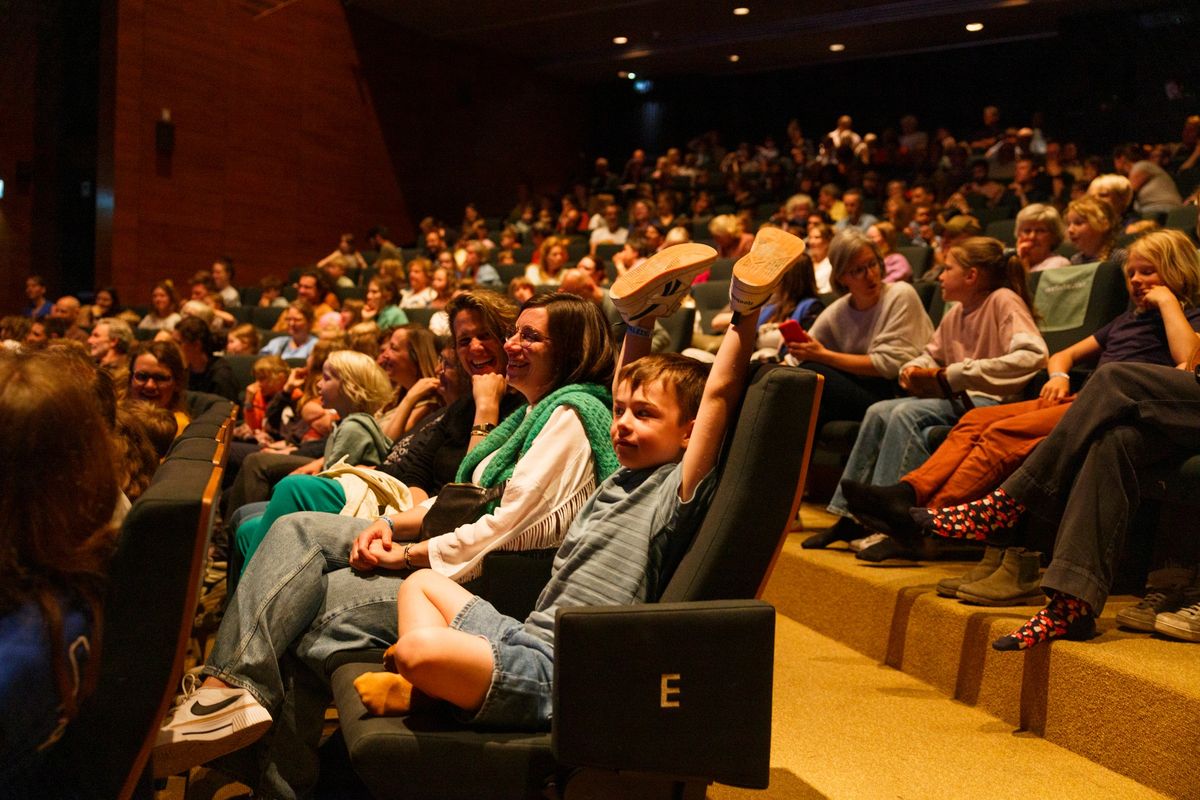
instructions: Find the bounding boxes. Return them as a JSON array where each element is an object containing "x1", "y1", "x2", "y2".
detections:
[
  {"x1": 451, "y1": 597, "x2": 553, "y2": 730},
  {"x1": 828, "y1": 396, "x2": 997, "y2": 517},
  {"x1": 203, "y1": 511, "x2": 407, "y2": 799}
]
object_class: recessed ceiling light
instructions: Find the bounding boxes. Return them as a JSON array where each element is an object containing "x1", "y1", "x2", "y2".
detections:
[
  {"x1": 613, "y1": 36, "x2": 628, "y2": 44},
  {"x1": 729, "y1": 54, "x2": 740, "y2": 62},
  {"x1": 627, "y1": 72, "x2": 637, "y2": 80},
  {"x1": 617, "y1": 70, "x2": 628, "y2": 78},
  {"x1": 965, "y1": 22, "x2": 984, "y2": 32},
  {"x1": 733, "y1": 7, "x2": 750, "y2": 15},
  {"x1": 829, "y1": 43, "x2": 845, "y2": 52}
]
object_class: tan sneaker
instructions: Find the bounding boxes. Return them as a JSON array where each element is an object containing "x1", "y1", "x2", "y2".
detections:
[
  {"x1": 729, "y1": 227, "x2": 806, "y2": 315},
  {"x1": 609, "y1": 243, "x2": 716, "y2": 326}
]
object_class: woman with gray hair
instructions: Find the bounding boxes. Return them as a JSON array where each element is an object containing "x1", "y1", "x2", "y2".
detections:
[
  {"x1": 784, "y1": 229, "x2": 934, "y2": 432},
  {"x1": 1014, "y1": 203, "x2": 1070, "y2": 272}
]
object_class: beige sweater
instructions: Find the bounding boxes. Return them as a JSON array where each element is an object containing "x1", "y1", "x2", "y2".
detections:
[{"x1": 808, "y1": 281, "x2": 934, "y2": 379}]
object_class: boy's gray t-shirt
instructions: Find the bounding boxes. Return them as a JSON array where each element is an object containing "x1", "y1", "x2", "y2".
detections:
[{"x1": 523, "y1": 461, "x2": 718, "y2": 648}]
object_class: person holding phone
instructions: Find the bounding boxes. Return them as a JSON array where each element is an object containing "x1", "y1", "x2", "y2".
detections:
[
  {"x1": 783, "y1": 230, "x2": 933, "y2": 428},
  {"x1": 748, "y1": 251, "x2": 824, "y2": 361}
]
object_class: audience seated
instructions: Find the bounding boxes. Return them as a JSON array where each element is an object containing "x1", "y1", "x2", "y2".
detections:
[
  {"x1": 128, "y1": 340, "x2": 191, "y2": 434},
  {"x1": 362, "y1": 274, "x2": 409, "y2": 328},
  {"x1": 174, "y1": 317, "x2": 238, "y2": 401},
  {"x1": 233, "y1": 349, "x2": 396, "y2": 568},
  {"x1": 271, "y1": 270, "x2": 335, "y2": 333},
  {"x1": 154, "y1": 293, "x2": 619, "y2": 792},
  {"x1": 786, "y1": 230, "x2": 932, "y2": 432},
  {"x1": 848, "y1": 230, "x2": 1200, "y2": 599},
  {"x1": 816, "y1": 237, "x2": 1046, "y2": 561},
  {"x1": 12, "y1": 103, "x2": 1200, "y2": 796},
  {"x1": 866, "y1": 221, "x2": 913, "y2": 282},
  {"x1": 87, "y1": 317, "x2": 135, "y2": 368},
  {"x1": 1015, "y1": 203, "x2": 1071, "y2": 272},
  {"x1": 260, "y1": 301, "x2": 317, "y2": 360},
  {"x1": 139, "y1": 280, "x2": 183, "y2": 333},
  {"x1": 1066, "y1": 195, "x2": 1125, "y2": 266}
]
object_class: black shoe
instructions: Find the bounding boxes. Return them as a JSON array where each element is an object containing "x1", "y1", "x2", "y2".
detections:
[
  {"x1": 856, "y1": 535, "x2": 920, "y2": 564},
  {"x1": 802, "y1": 516, "x2": 867, "y2": 549},
  {"x1": 841, "y1": 480, "x2": 918, "y2": 538}
]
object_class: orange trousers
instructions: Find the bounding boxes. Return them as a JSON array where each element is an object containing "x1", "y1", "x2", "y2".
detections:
[{"x1": 904, "y1": 398, "x2": 1073, "y2": 507}]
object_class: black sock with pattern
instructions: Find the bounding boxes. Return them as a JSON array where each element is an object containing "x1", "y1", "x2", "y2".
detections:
[
  {"x1": 992, "y1": 592, "x2": 1094, "y2": 651},
  {"x1": 909, "y1": 488, "x2": 1025, "y2": 542}
]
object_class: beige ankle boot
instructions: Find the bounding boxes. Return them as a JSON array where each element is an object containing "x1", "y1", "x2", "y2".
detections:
[
  {"x1": 956, "y1": 547, "x2": 1043, "y2": 606},
  {"x1": 936, "y1": 546, "x2": 1004, "y2": 598}
]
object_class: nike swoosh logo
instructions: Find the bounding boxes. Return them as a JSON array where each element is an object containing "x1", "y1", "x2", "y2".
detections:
[{"x1": 190, "y1": 695, "x2": 241, "y2": 715}]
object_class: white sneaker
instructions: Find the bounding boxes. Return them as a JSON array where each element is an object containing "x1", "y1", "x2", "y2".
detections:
[
  {"x1": 609, "y1": 243, "x2": 716, "y2": 326},
  {"x1": 729, "y1": 227, "x2": 806, "y2": 315},
  {"x1": 1155, "y1": 599, "x2": 1200, "y2": 643},
  {"x1": 154, "y1": 675, "x2": 272, "y2": 777}
]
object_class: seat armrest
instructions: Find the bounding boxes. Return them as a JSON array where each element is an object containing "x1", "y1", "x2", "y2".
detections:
[
  {"x1": 476, "y1": 548, "x2": 557, "y2": 620},
  {"x1": 552, "y1": 599, "x2": 774, "y2": 789}
]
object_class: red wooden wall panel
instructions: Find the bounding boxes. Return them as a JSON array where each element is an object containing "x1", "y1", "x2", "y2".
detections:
[{"x1": 101, "y1": 0, "x2": 410, "y2": 304}]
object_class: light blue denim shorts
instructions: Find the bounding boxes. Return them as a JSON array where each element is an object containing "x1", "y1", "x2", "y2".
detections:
[{"x1": 451, "y1": 596, "x2": 553, "y2": 730}]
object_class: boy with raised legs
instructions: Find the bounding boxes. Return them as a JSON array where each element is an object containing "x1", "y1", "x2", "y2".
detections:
[{"x1": 352, "y1": 231, "x2": 806, "y2": 724}]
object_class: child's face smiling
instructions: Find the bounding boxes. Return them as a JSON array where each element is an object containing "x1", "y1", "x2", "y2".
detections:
[{"x1": 611, "y1": 378, "x2": 693, "y2": 471}]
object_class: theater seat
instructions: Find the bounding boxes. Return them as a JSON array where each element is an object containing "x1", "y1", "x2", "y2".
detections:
[{"x1": 328, "y1": 364, "x2": 823, "y2": 799}]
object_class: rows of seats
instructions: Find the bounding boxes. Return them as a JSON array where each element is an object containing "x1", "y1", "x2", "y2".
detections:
[{"x1": 39, "y1": 395, "x2": 235, "y2": 800}]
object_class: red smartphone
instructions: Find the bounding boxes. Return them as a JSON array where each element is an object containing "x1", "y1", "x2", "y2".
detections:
[{"x1": 778, "y1": 319, "x2": 810, "y2": 343}]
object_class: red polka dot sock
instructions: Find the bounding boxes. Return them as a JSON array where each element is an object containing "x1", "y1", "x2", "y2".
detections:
[
  {"x1": 909, "y1": 488, "x2": 1025, "y2": 542},
  {"x1": 992, "y1": 593, "x2": 1095, "y2": 651}
]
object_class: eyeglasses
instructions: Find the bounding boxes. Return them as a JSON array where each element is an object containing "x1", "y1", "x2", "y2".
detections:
[
  {"x1": 845, "y1": 261, "x2": 883, "y2": 280},
  {"x1": 508, "y1": 326, "x2": 551, "y2": 348},
  {"x1": 133, "y1": 371, "x2": 174, "y2": 384}
]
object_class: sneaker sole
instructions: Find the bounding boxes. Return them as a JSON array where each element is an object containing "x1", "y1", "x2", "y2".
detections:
[
  {"x1": 609, "y1": 243, "x2": 716, "y2": 323},
  {"x1": 730, "y1": 227, "x2": 806, "y2": 313},
  {"x1": 1154, "y1": 616, "x2": 1200, "y2": 642},
  {"x1": 955, "y1": 589, "x2": 1046, "y2": 607},
  {"x1": 154, "y1": 706, "x2": 272, "y2": 777},
  {"x1": 1114, "y1": 612, "x2": 1158, "y2": 632}
]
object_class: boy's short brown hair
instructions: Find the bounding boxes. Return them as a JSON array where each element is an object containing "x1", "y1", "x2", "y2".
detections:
[
  {"x1": 253, "y1": 355, "x2": 289, "y2": 380},
  {"x1": 617, "y1": 353, "x2": 710, "y2": 423}
]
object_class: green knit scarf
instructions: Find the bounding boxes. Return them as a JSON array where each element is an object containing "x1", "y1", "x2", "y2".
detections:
[{"x1": 455, "y1": 382, "x2": 619, "y2": 492}]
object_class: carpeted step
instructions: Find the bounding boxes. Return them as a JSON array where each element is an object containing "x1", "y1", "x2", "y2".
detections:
[
  {"x1": 763, "y1": 519, "x2": 1200, "y2": 799},
  {"x1": 708, "y1": 615, "x2": 1167, "y2": 800}
]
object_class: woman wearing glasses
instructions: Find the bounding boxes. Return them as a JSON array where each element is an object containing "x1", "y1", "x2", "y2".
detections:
[
  {"x1": 127, "y1": 340, "x2": 190, "y2": 435},
  {"x1": 785, "y1": 230, "x2": 933, "y2": 431},
  {"x1": 155, "y1": 293, "x2": 619, "y2": 791}
]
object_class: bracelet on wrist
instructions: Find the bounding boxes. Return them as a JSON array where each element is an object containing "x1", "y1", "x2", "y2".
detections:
[
  {"x1": 402, "y1": 543, "x2": 413, "y2": 570},
  {"x1": 625, "y1": 323, "x2": 652, "y2": 338},
  {"x1": 1049, "y1": 371, "x2": 1070, "y2": 381},
  {"x1": 378, "y1": 515, "x2": 395, "y2": 532},
  {"x1": 470, "y1": 422, "x2": 497, "y2": 437}
]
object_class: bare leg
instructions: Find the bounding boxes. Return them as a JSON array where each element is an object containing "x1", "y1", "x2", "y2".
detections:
[
  {"x1": 397, "y1": 569, "x2": 475, "y2": 635},
  {"x1": 356, "y1": 570, "x2": 495, "y2": 714}
]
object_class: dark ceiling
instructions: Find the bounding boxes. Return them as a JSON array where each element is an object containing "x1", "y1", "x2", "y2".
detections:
[{"x1": 350, "y1": 0, "x2": 1156, "y2": 84}]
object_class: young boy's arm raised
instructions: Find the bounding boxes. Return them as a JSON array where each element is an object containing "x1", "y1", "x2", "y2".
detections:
[
  {"x1": 608, "y1": 232, "x2": 807, "y2": 503},
  {"x1": 680, "y1": 228, "x2": 806, "y2": 501}
]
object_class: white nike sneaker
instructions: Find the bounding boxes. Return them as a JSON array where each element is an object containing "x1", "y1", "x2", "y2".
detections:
[
  {"x1": 153, "y1": 677, "x2": 272, "y2": 777},
  {"x1": 729, "y1": 227, "x2": 806, "y2": 315},
  {"x1": 609, "y1": 242, "x2": 716, "y2": 326}
]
